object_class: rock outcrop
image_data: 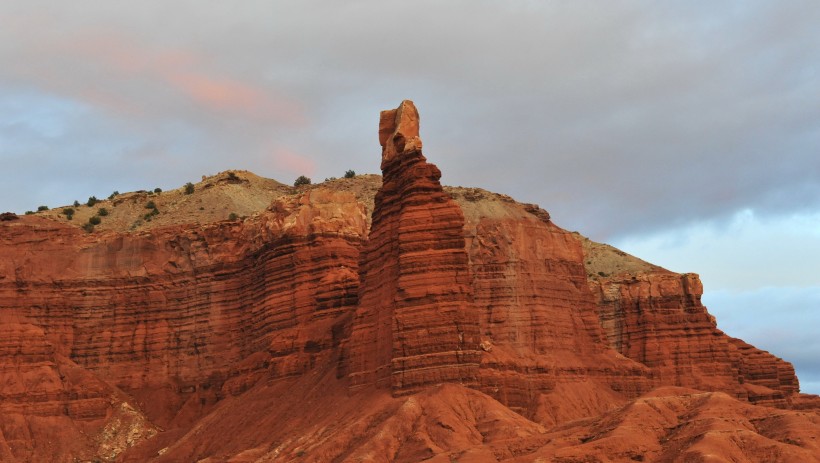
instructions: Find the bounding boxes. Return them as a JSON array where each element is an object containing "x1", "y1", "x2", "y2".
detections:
[
  {"x1": 0, "y1": 313, "x2": 156, "y2": 462},
  {"x1": 347, "y1": 100, "x2": 481, "y2": 394},
  {"x1": 587, "y1": 255, "x2": 799, "y2": 406},
  {"x1": 0, "y1": 101, "x2": 816, "y2": 462},
  {"x1": 0, "y1": 191, "x2": 368, "y2": 461}
]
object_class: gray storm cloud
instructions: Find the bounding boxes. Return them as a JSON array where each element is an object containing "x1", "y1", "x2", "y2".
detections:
[{"x1": 1, "y1": 0, "x2": 819, "y2": 239}]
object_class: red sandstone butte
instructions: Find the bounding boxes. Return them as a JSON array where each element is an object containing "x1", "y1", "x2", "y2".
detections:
[{"x1": 0, "y1": 101, "x2": 817, "y2": 462}]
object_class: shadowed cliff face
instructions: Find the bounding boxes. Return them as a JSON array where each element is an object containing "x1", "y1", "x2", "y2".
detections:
[{"x1": 0, "y1": 102, "x2": 816, "y2": 462}]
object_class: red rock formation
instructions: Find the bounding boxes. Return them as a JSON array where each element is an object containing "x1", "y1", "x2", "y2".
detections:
[
  {"x1": 589, "y1": 271, "x2": 799, "y2": 405},
  {"x1": 516, "y1": 386, "x2": 820, "y2": 462},
  {"x1": 448, "y1": 188, "x2": 655, "y2": 423},
  {"x1": 0, "y1": 101, "x2": 817, "y2": 462},
  {"x1": 121, "y1": 376, "x2": 820, "y2": 463},
  {"x1": 0, "y1": 313, "x2": 156, "y2": 462},
  {"x1": 347, "y1": 100, "x2": 481, "y2": 394},
  {"x1": 0, "y1": 191, "x2": 368, "y2": 460}
]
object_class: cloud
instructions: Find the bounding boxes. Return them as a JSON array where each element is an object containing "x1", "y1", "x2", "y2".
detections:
[
  {"x1": 0, "y1": 2, "x2": 818, "y2": 234},
  {"x1": 612, "y1": 210, "x2": 820, "y2": 290},
  {"x1": 269, "y1": 147, "x2": 316, "y2": 178}
]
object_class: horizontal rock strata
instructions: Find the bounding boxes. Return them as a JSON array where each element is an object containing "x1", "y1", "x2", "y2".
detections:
[
  {"x1": 347, "y1": 100, "x2": 481, "y2": 394},
  {"x1": 0, "y1": 101, "x2": 814, "y2": 461},
  {"x1": 588, "y1": 265, "x2": 799, "y2": 405}
]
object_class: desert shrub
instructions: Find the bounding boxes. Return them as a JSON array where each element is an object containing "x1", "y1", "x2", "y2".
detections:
[
  {"x1": 344, "y1": 169, "x2": 356, "y2": 178},
  {"x1": 145, "y1": 201, "x2": 156, "y2": 209},
  {"x1": 293, "y1": 175, "x2": 311, "y2": 187},
  {"x1": 25, "y1": 211, "x2": 34, "y2": 215},
  {"x1": 73, "y1": 200, "x2": 81, "y2": 207},
  {"x1": 37, "y1": 205, "x2": 49, "y2": 212},
  {"x1": 184, "y1": 182, "x2": 195, "y2": 194},
  {"x1": 154, "y1": 187, "x2": 162, "y2": 193},
  {"x1": 87, "y1": 196, "x2": 98, "y2": 207},
  {"x1": 143, "y1": 213, "x2": 153, "y2": 221},
  {"x1": 88, "y1": 216, "x2": 101, "y2": 225},
  {"x1": 82, "y1": 223, "x2": 94, "y2": 233},
  {"x1": 228, "y1": 171, "x2": 238, "y2": 181},
  {"x1": 108, "y1": 191, "x2": 119, "y2": 200},
  {"x1": 150, "y1": 207, "x2": 159, "y2": 216},
  {"x1": 228, "y1": 212, "x2": 238, "y2": 221},
  {"x1": 97, "y1": 208, "x2": 108, "y2": 216},
  {"x1": 62, "y1": 208, "x2": 75, "y2": 220}
]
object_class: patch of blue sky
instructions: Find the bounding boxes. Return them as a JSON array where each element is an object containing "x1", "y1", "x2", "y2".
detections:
[
  {"x1": 704, "y1": 286, "x2": 820, "y2": 395},
  {"x1": 613, "y1": 209, "x2": 820, "y2": 290},
  {"x1": 0, "y1": 87, "x2": 91, "y2": 141}
]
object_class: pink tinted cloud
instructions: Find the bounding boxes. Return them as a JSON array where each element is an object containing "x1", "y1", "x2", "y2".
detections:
[
  {"x1": 40, "y1": 30, "x2": 307, "y2": 125},
  {"x1": 165, "y1": 71, "x2": 306, "y2": 125},
  {"x1": 271, "y1": 147, "x2": 316, "y2": 176}
]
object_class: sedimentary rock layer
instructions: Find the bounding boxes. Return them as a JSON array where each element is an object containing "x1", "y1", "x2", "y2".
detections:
[
  {"x1": 589, "y1": 271, "x2": 799, "y2": 405},
  {"x1": 0, "y1": 101, "x2": 814, "y2": 462},
  {"x1": 0, "y1": 190, "x2": 367, "y2": 460},
  {"x1": 347, "y1": 101, "x2": 481, "y2": 394}
]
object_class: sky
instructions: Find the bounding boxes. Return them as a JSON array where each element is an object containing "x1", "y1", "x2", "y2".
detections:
[{"x1": 1, "y1": 2, "x2": 818, "y2": 393}]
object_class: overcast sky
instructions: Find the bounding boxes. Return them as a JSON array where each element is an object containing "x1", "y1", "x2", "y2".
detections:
[{"x1": 2, "y1": 1, "x2": 818, "y2": 393}]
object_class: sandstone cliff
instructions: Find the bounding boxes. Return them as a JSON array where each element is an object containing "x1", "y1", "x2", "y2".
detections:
[
  {"x1": 0, "y1": 101, "x2": 817, "y2": 462},
  {"x1": 583, "y1": 238, "x2": 799, "y2": 405},
  {"x1": 347, "y1": 100, "x2": 481, "y2": 394}
]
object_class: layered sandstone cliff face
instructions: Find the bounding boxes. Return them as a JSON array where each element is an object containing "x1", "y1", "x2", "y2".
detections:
[
  {"x1": 1, "y1": 101, "x2": 817, "y2": 462},
  {"x1": 583, "y1": 239, "x2": 799, "y2": 405},
  {"x1": 347, "y1": 101, "x2": 481, "y2": 394}
]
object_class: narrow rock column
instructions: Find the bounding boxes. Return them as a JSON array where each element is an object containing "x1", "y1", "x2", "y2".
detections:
[{"x1": 348, "y1": 100, "x2": 481, "y2": 395}]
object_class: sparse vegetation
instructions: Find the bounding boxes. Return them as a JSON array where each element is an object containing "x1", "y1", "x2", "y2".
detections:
[
  {"x1": 82, "y1": 223, "x2": 95, "y2": 233},
  {"x1": 154, "y1": 187, "x2": 162, "y2": 193},
  {"x1": 108, "y1": 191, "x2": 119, "y2": 200},
  {"x1": 344, "y1": 169, "x2": 356, "y2": 178},
  {"x1": 184, "y1": 182, "x2": 195, "y2": 194},
  {"x1": 97, "y1": 208, "x2": 109, "y2": 217},
  {"x1": 145, "y1": 201, "x2": 156, "y2": 209},
  {"x1": 87, "y1": 196, "x2": 99, "y2": 207},
  {"x1": 228, "y1": 171, "x2": 239, "y2": 181},
  {"x1": 89, "y1": 216, "x2": 101, "y2": 225},
  {"x1": 294, "y1": 175, "x2": 311, "y2": 187},
  {"x1": 73, "y1": 200, "x2": 81, "y2": 207},
  {"x1": 37, "y1": 205, "x2": 49, "y2": 212},
  {"x1": 228, "y1": 212, "x2": 238, "y2": 221},
  {"x1": 62, "y1": 208, "x2": 75, "y2": 220},
  {"x1": 143, "y1": 213, "x2": 153, "y2": 222},
  {"x1": 25, "y1": 211, "x2": 34, "y2": 215}
]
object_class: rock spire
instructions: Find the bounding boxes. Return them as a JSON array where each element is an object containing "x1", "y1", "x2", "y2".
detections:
[{"x1": 347, "y1": 100, "x2": 481, "y2": 394}]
